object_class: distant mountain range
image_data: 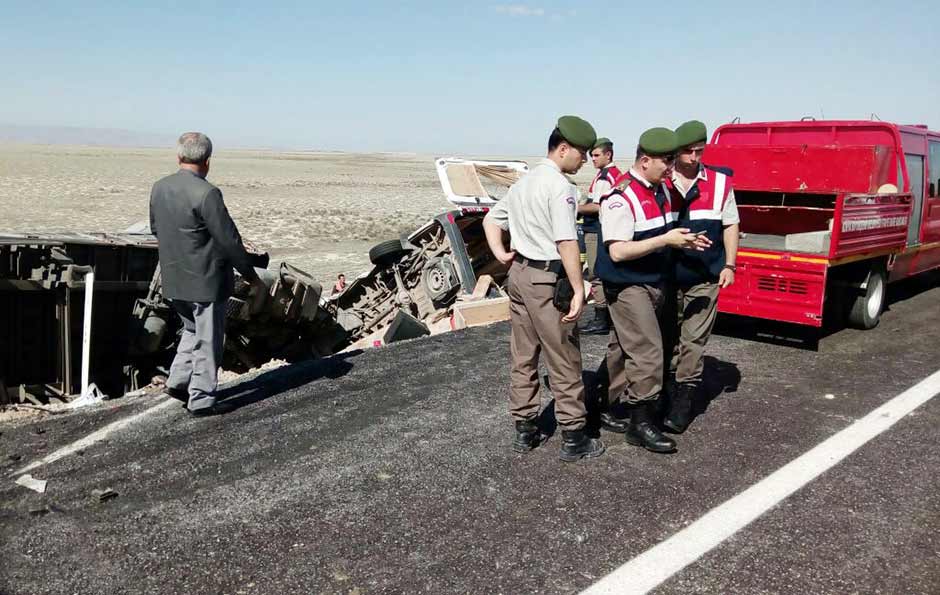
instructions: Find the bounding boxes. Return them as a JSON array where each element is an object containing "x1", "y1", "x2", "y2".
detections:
[{"x1": 0, "y1": 124, "x2": 177, "y2": 148}]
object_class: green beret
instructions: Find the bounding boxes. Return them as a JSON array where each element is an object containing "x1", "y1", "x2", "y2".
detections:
[
  {"x1": 593, "y1": 137, "x2": 613, "y2": 149},
  {"x1": 675, "y1": 120, "x2": 707, "y2": 147},
  {"x1": 557, "y1": 115, "x2": 597, "y2": 150},
  {"x1": 638, "y1": 127, "x2": 679, "y2": 156}
]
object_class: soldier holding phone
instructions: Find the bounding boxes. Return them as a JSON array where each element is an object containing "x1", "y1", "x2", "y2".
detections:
[{"x1": 662, "y1": 120, "x2": 741, "y2": 434}]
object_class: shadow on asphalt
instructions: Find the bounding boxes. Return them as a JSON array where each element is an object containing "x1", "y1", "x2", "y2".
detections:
[
  {"x1": 713, "y1": 270, "x2": 940, "y2": 351},
  {"x1": 885, "y1": 269, "x2": 940, "y2": 309},
  {"x1": 696, "y1": 355, "x2": 742, "y2": 415},
  {"x1": 714, "y1": 315, "x2": 822, "y2": 351},
  {"x1": 214, "y1": 350, "x2": 360, "y2": 411},
  {"x1": 540, "y1": 356, "x2": 742, "y2": 438}
]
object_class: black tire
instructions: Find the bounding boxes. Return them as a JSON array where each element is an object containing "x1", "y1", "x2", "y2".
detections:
[
  {"x1": 846, "y1": 264, "x2": 887, "y2": 329},
  {"x1": 369, "y1": 239, "x2": 408, "y2": 267}
]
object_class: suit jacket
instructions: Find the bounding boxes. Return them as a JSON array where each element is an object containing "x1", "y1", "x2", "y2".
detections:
[{"x1": 149, "y1": 169, "x2": 256, "y2": 302}]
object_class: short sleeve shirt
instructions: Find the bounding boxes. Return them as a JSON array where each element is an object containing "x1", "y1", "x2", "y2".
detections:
[
  {"x1": 671, "y1": 166, "x2": 740, "y2": 225},
  {"x1": 484, "y1": 159, "x2": 578, "y2": 261},
  {"x1": 600, "y1": 169, "x2": 658, "y2": 243},
  {"x1": 600, "y1": 192, "x2": 635, "y2": 242}
]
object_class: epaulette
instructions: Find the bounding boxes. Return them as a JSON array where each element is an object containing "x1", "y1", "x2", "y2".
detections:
[
  {"x1": 614, "y1": 176, "x2": 634, "y2": 191},
  {"x1": 704, "y1": 164, "x2": 734, "y2": 177},
  {"x1": 598, "y1": 183, "x2": 625, "y2": 204}
]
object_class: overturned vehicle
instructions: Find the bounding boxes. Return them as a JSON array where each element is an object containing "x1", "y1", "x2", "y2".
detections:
[{"x1": 0, "y1": 159, "x2": 526, "y2": 405}]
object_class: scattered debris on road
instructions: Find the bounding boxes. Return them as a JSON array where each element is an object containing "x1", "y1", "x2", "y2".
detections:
[
  {"x1": 14, "y1": 474, "x2": 47, "y2": 494},
  {"x1": 91, "y1": 488, "x2": 118, "y2": 502}
]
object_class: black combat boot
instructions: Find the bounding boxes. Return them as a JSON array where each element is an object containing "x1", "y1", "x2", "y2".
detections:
[
  {"x1": 580, "y1": 307, "x2": 611, "y2": 335},
  {"x1": 663, "y1": 383, "x2": 697, "y2": 434},
  {"x1": 663, "y1": 373, "x2": 678, "y2": 402},
  {"x1": 599, "y1": 411, "x2": 628, "y2": 433},
  {"x1": 625, "y1": 400, "x2": 677, "y2": 453},
  {"x1": 559, "y1": 429, "x2": 605, "y2": 462},
  {"x1": 512, "y1": 419, "x2": 541, "y2": 453}
]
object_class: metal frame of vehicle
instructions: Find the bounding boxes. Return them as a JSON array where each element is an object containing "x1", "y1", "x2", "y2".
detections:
[{"x1": 329, "y1": 207, "x2": 509, "y2": 346}]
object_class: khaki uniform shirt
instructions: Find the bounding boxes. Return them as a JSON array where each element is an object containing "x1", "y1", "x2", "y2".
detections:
[{"x1": 485, "y1": 158, "x2": 579, "y2": 261}]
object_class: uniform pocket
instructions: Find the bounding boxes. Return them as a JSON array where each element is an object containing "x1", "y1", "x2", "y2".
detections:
[{"x1": 528, "y1": 267, "x2": 558, "y2": 286}]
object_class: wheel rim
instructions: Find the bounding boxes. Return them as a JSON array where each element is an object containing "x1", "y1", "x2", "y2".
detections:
[{"x1": 867, "y1": 273, "x2": 885, "y2": 320}]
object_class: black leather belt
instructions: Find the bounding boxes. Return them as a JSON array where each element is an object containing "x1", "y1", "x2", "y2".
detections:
[{"x1": 514, "y1": 253, "x2": 561, "y2": 272}]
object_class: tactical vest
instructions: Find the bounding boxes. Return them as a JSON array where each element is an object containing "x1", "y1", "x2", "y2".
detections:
[
  {"x1": 595, "y1": 173, "x2": 675, "y2": 287},
  {"x1": 583, "y1": 165, "x2": 622, "y2": 233},
  {"x1": 668, "y1": 165, "x2": 732, "y2": 285}
]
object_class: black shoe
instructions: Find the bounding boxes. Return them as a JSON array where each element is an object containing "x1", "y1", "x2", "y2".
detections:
[
  {"x1": 512, "y1": 418, "x2": 541, "y2": 453},
  {"x1": 188, "y1": 401, "x2": 237, "y2": 417},
  {"x1": 599, "y1": 411, "x2": 628, "y2": 433},
  {"x1": 625, "y1": 400, "x2": 677, "y2": 453},
  {"x1": 580, "y1": 307, "x2": 611, "y2": 335},
  {"x1": 163, "y1": 386, "x2": 188, "y2": 402},
  {"x1": 559, "y1": 429, "x2": 605, "y2": 462},
  {"x1": 663, "y1": 383, "x2": 697, "y2": 434}
]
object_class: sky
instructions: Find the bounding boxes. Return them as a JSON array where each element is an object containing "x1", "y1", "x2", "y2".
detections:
[{"x1": 1, "y1": 0, "x2": 938, "y2": 155}]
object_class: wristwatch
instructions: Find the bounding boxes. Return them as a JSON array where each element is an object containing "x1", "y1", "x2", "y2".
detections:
[{"x1": 723, "y1": 264, "x2": 737, "y2": 272}]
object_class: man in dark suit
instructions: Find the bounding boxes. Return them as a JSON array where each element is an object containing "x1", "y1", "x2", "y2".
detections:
[{"x1": 149, "y1": 132, "x2": 267, "y2": 415}]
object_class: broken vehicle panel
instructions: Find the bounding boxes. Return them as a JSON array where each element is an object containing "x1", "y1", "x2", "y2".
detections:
[
  {"x1": 330, "y1": 159, "x2": 526, "y2": 347},
  {"x1": 0, "y1": 232, "x2": 163, "y2": 400},
  {"x1": 0, "y1": 159, "x2": 527, "y2": 404}
]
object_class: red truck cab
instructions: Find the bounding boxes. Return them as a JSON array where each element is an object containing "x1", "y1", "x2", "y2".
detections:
[{"x1": 706, "y1": 119, "x2": 940, "y2": 328}]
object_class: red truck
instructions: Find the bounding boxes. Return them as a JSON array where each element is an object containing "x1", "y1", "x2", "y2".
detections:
[{"x1": 707, "y1": 119, "x2": 940, "y2": 329}]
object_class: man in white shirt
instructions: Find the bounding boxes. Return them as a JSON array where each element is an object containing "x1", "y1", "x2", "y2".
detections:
[{"x1": 483, "y1": 115, "x2": 606, "y2": 462}]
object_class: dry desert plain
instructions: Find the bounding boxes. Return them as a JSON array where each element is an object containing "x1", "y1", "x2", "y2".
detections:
[{"x1": 0, "y1": 144, "x2": 603, "y2": 282}]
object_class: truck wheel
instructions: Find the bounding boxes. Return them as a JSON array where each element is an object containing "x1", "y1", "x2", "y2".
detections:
[
  {"x1": 847, "y1": 264, "x2": 887, "y2": 329},
  {"x1": 369, "y1": 239, "x2": 408, "y2": 267}
]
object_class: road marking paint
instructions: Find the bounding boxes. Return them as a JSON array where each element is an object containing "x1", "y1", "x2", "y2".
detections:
[
  {"x1": 12, "y1": 397, "x2": 175, "y2": 476},
  {"x1": 581, "y1": 369, "x2": 940, "y2": 595}
]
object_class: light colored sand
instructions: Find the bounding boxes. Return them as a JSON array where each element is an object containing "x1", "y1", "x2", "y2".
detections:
[{"x1": 0, "y1": 144, "x2": 604, "y2": 280}]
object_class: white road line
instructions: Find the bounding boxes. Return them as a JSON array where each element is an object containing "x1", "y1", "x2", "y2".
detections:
[
  {"x1": 12, "y1": 397, "x2": 176, "y2": 477},
  {"x1": 581, "y1": 368, "x2": 940, "y2": 595}
]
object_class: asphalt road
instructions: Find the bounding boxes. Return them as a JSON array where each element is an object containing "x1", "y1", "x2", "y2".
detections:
[{"x1": 2, "y1": 274, "x2": 939, "y2": 595}]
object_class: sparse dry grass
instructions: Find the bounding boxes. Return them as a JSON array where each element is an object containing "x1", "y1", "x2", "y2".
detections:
[{"x1": 0, "y1": 144, "x2": 600, "y2": 280}]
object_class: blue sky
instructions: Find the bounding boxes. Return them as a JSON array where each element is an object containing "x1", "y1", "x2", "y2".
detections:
[{"x1": 2, "y1": 0, "x2": 937, "y2": 154}]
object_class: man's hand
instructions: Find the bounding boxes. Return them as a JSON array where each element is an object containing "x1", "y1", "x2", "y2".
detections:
[
  {"x1": 248, "y1": 278, "x2": 269, "y2": 314},
  {"x1": 483, "y1": 216, "x2": 515, "y2": 266},
  {"x1": 562, "y1": 289, "x2": 585, "y2": 323},
  {"x1": 719, "y1": 267, "x2": 735, "y2": 288},
  {"x1": 662, "y1": 228, "x2": 712, "y2": 251},
  {"x1": 493, "y1": 249, "x2": 516, "y2": 265}
]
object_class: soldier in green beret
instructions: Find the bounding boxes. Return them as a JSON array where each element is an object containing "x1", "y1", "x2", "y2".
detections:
[
  {"x1": 579, "y1": 137, "x2": 622, "y2": 339},
  {"x1": 661, "y1": 120, "x2": 740, "y2": 434},
  {"x1": 594, "y1": 127, "x2": 711, "y2": 453},
  {"x1": 483, "y1": 115, "x2": 605, "y2": 462}
]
